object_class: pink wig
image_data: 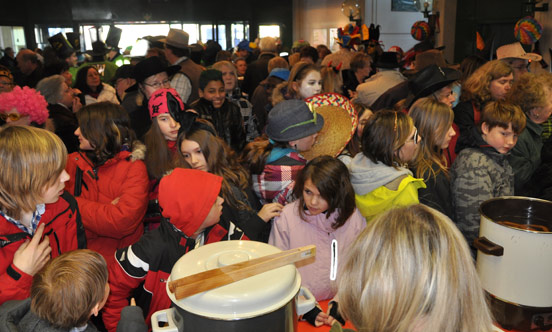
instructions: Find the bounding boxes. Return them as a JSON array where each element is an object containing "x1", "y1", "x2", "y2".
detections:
[{"x1": 0, "y1": 86, "x2": 49, "y2": 124}]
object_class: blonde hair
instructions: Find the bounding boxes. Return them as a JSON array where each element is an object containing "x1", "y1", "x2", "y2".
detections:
[
  {"x1": 31, "y1": 249, "x2": 108, "y2": 329},
  {"x1": 338, "y1": 205, "x2": 493, "y2": 332},
  {"x1": 0, "y1": 126, "x2": 67, "y2": 219},
  {"x1": 461, "y1": 60, "x2": 512, "y2": 105},
  {"x1": 507, "y1": 72, "x2": 552, "y2": 115},
  {"x1": 409, "y1": 98, "x2": 453, "y2": 179}
]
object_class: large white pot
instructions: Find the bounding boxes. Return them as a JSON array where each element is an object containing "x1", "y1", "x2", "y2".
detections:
[
  {"x1": 151, "y1": 240, "x2": 315, "y2": 332},
  {"x1": 475, "y1": 196, "x2": 552, "y2": 330}
]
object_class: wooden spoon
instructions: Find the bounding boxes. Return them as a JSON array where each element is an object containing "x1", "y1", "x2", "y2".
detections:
[{"x1": 169, "y1": 245, "x2": 316, "y2": 300}]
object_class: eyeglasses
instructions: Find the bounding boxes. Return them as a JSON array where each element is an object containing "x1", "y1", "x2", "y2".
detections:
[
  {"x1": 280, "y1": 106, "x2": 318, "y2": 134},
  {"x1": 143, "y1": 79, "x2": 171, "y2": 89},
  {"x1": 0, "y1": 113, "x2": 25, "y2": 122}
]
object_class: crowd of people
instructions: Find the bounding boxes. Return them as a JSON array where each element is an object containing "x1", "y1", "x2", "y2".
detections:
[{"x1": 0, "y1": 23, "x2": 550, "y2": 332}]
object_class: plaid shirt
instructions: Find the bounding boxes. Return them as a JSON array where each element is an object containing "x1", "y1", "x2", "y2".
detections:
[
  {"x1": 0, "y1": 204, "x2": 45, "y2": 235},
  {"x1": 542, "y1": 117, "x2": 552, "y2": 141},
  {"x1": 170, "y1": 72, "x2": 192, "y2": 103},
  {"x1": 252, "y1": 151, "x2": 306, "y2": 205}
]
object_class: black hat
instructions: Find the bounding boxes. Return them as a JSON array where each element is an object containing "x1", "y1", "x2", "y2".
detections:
[
  {"x1": 66, "y1": 32, "x2": 81, "y2": 51},
  {"x1": 375, "y1": 52, "x2": 400, "y2": 69},
  {"x1": 266, "y1": 99, "x2": 325, "y2": 142},
  {"x1": 48, "y1": 33, "x2": 75, "y2": 59},
  {"x1": 132, "y1": 56, "x2": 180, "y2": 83},
  {"x1": 405, "y1": 65, "x2": 461, "y2": 108},
  {"x1": 105, "y1": 26, "x2": 122, "y2": 50},
  {"x1": 87, "y1": 41, "x2": 110, "y2": 56},
  {"x1": 111, "y1": 64, "x2": 134, "y2": 84}
]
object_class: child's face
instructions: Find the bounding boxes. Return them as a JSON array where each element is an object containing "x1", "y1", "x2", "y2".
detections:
[
  {"x1": 303, "y1": 178, "x2": 329, "y2": 216},
  {"x1": 41, "y1": 170, "x2": 70, "y2": 204},
  {"x1": 220, "y1": 66, "x2": 237, "y2": 92},
  {"x1": 297, "y1": 71, "x2": 322, "y2": 99},
  {"x1": 289, "y1": 133, "x2": 318, "y2": 152},
  {"x1": 397, "y1": 126, "x2": 421, "y2": 162},
  {"x1": 439, "y1": 124, "x2": 456, "y2": 150},
  {"x1": 199, "y1": 80, "x2": 226, "y2": 109},
  {"x1": 481, "y1": 122, "x2": 518, "y2": 154},
  {"x1": 195, "y1": 196, "x2": 224, "y2": 236},
  {"x1": 74, "y1": 127, "x2": 94, "y2": 150},
  {"x1": 180, "y1": 139, "x2": 208, "y2": 171},
  {"x1": 156, "y1": 114, "x2": 180, "y2": 141},
  {"x1": 434, "y1": 84, "x2": 456, "y2": 107}
]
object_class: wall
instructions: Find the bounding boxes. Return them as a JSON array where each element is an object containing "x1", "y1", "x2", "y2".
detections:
[
  {"x1": 293, "y1": 0, "x2": 458, "y2": 63},
  {"x1": 535, "y1": 9, "x2": 552, "y2": 70}
]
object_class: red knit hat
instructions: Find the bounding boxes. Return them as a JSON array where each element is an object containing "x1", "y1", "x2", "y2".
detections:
[
  {"x1": 148, "y1": 88, "x2": 185, "y2": 119},
  {"x1": 158, "y1": 168, "x2": 222, "y2": 237}
]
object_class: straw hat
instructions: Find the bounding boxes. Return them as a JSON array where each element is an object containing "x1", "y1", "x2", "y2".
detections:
[{"x1": 302, "y1": 93, "x2": 357, "y2": 160}]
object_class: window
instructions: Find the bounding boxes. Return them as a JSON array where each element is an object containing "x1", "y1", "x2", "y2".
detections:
[{"x1": 259, "y1": 25, "x2": 280, "y2": 38}]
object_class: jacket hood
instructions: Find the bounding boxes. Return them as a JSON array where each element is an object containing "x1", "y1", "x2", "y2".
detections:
[
  {"x1": 158, "y1": 168, "x2": 222, "y2": 237},
  {"x1": 348, "y1": 154, "x2": 412, "y2": 195},
  {"x1": 129, "y1": 140, "x2": 146, "y2": 161}
]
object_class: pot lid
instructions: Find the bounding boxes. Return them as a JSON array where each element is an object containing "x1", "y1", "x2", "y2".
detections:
[{"x1": 167, "y1": 240, "x2": 301, "y2": 320}]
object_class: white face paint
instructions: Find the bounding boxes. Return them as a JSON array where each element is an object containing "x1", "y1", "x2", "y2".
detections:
[{"x1": 298, "y1": 70, "x2": 322, "y2": 99}]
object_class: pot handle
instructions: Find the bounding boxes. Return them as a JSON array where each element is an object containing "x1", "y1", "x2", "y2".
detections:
[
  {"x1": 473, "y1": 237, "x2": 504, "y2": 256},
  {"x1": 151, "y1": 308, "x2": 179, "y2": 332},
  {"x1": 296, "y1": 286, "x2": 316, "y2": 316}
]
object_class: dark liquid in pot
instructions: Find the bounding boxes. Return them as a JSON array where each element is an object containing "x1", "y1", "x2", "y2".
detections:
[
  {"x1": 481, "y1": 198, "x2": 552, "y2": 233},
  {"x1": 496, "y1": 221, "x2": 550, "y2": 232}
]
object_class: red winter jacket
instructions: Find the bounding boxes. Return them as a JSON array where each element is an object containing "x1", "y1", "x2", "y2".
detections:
[
  {"x1": 64, "y1": 144, "x2": 149, "y2": 264},
  {"x1": 0, "y1": 192, "x2": 86, "y2": 305}
]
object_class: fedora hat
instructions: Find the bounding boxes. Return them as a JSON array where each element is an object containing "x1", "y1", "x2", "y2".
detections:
[
  {"x1": 375, "y1": 52, "x2": 400, "y2": 69},
  {"x1": 161, "y1": 29, "x2": 190, "y2": 49},
  {"x1": 133, "y1": 56, "x2": 180, "y2": 83},
  {"x1": 301, "y1": 93, "x2": 357, "y2": 160},
  {"x1": 496, "y1": 42, "x2": 542, "y2": 61},
  {"x1": 405, "y1": 65, "x2": 461, "y2": 108},
  {"x1": 266, "y1": 99, "x2": 324, "y2": 142}
]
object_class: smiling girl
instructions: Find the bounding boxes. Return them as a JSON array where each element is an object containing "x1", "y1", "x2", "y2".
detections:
[
  {"x1": 269, "y1": 156, "x2": 365, "y2": 327},
  {"x1": 272, "y1": 61, "x2": 322, "y2": 106}
]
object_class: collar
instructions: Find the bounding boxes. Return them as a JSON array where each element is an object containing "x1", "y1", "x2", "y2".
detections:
[
  {"x1": 0, "y1": 204, "x2": 46, "y2": 235},
  {"x1": 173, "y1": 56, "x2": 188, "y2": 65}
]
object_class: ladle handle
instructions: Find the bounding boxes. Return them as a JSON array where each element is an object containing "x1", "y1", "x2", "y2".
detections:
[
  {"x1": 169, "y1": 245, "x2": 316, "y2": 300},
  {"x1": 474, "y1": 237, "x2": 504, "y2": 256}
]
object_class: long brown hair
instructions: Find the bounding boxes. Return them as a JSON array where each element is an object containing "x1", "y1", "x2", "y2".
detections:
[
  {"x1": 144, "y1": 118, "x2": 173, "y2": 180},
  {"x1": 292, "y1": 156, "x2": 355, "y2": 229},
  {"x1": 409, "y1": 98, "x2": 452, "y2": 180},
  {"x1": 177, "y1": 127, "x2": 251, "y2": 211},
  {"x1": 240, "y1": 135, "x2": 289, "y2": 175},
  {"x1": 461, "y1": 60, "x2": 512, "y2": 105}
]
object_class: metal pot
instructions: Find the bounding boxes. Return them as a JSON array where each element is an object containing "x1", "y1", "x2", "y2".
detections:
[
  {"x1": 475, "y1": 196, "x2": 552, "y2": 331},
  {"x1": 151, "y1": 240, "x2": 316, "y2": 332}
]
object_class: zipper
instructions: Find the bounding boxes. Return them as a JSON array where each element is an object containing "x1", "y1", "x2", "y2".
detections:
[{"x1": 330, "y1": 239, "x2": 338, "y2": 281}]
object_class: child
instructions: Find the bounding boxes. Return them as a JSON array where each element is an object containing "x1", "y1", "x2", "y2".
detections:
[
  {"x1": 241, "y1": 99, "x2": 324, "y2": 205},
  {"x1": 349, "y1": 110, "x2": 426, "y2": 221},
  {"x1": 143, "y1": 88, "x2": 184, "y2": 227},
  {"x1": 65, "y1": 102, "x2": 149, "y2": 264},
  {"x1": 178, "y1": 121, "x2": 282, "y2": 242},
  {"x1": 189, "y1": 69, "x2": 246, "y2": 152},
  {"x1": 337, "y1": 205, "x2": 494, "y2": 332},
  {"x1": 451, "y1": 100, "x2": 525, "y2": 252},
  {"x1": 102, "y1": 168, "x2": 248, "y2": 331},
  {"x1": 410, "y1": 98, "x2": 456, "y2": 219},
  {"x1": 0, "y1": 126, "x2": 86, "y2": 305},
  {"x1": 269, "y1": 156, "x2": 366, "y2": 327},
  {"x1": 272, "y1": 61, "x2": 322, "y2": 106},
  {"x1": 0, "y1": 249, "x2": 109, "y2": 331}
]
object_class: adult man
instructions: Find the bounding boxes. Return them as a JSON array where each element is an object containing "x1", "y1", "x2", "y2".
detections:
[
  {"x1": 356, "y1": 52, "x2": 406, "y2": 107},
  {"x1": 0, "y1": 47, "x2": 16, "y2": 71},
  {"x1": 14, "y1": 49, "x2": 43, "y2": 88},
  {"x1": 496, "y1": 42, "x2": 542, "y2": 80},
  {"x1": 242, "y1": 36, "x2": 278, "y2": 95},
  {"x1": 162, "y1": 28, "x2": 204, "y2": 104}
]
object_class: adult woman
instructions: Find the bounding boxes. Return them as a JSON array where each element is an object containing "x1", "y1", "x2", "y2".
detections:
[
  {"x1": 454, "y1": 60, "x2": 513, "y2": 153},
  {"x1": 336, "y1": 205, "x2": 494, "y2": 332},
  {"x1": 349, "y1": 110, "x2": 425, "y2": 221},
  {"x1": 0, "y1": 86, "x2": 48, "y2": 127},
  {"x1": 36, "y1": 75, "x2": 81, "y2": 153},
  {"x1": 74, "y1": 66, "x2": 118, "y2": 106},
  {"x1": 507, "y1": 72, "x2": 552, "y2": 197},
  {"x1": 178, "y1": 121, "x2": 282, "y2": 242},
  {"x1": 212, "y1": 60, "x2": 259, "y2": 143},
  {"x1": 409, "y1": 98, "x2": 455, "y2": 219},
  {"x1": 64, "y1": 102, "x2": 149, "y2": 264}
]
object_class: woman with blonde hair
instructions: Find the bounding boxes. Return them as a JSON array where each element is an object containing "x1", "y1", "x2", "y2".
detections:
[
  {"x1": 409, "y1": 98, "x2": 455, "y2": 219},
  {"x1": 336, "y1": 204, "x2": 494, "y2": 332},
  {"x1": 454, "y1": 60, "x2": 513, "y2": 153}
]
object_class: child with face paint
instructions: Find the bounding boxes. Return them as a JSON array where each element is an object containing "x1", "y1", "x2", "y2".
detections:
[
  {"x1": 241, "y1": 99, "x2": 324, "y2": 205},
  {"x1": 272, "y1": 61, "x2": 323, "y2": 106}
]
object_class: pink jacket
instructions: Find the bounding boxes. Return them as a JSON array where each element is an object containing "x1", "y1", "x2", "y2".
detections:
[{"x1": 269, "y1": 200, "x2": 366, "y2": 300}]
